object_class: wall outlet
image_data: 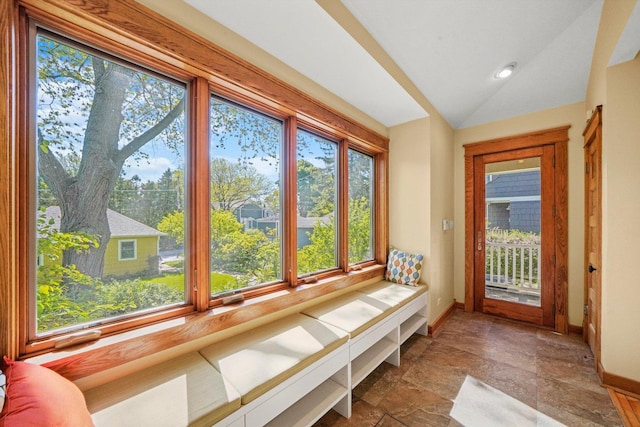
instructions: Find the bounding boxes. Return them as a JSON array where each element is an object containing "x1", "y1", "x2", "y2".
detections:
[{"x1": 437, "y1": 297, "x2": 442, "y2": 306}]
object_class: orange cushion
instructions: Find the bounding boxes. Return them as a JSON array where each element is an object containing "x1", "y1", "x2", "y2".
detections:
[{"x1": 0, "y1": 356, "x2": 93, "y2": 427}]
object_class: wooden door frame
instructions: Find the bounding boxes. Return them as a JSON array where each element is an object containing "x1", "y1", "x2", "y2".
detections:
[
  {"x1": 583, "y1": 106, "x2": 602, "y2": 363},
  {"x1": 464, "y1": 126, "x2": 569, "y2": 333}
]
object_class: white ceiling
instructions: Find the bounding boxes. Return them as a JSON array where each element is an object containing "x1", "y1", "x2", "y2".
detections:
[{"x1": 184, "y1": 0, "x2": 640, "y2": 130}]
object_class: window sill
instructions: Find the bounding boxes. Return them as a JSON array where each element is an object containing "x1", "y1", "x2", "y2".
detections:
[{"x1": 26, "y1": 264, "x2": 385, "y2": 388}]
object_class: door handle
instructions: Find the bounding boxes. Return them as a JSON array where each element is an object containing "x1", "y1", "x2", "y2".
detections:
[
  {"x1": 477, "y1": 231, "x2": 482, "y2": 251},
  {"x1": 588, "y1": 265, "x2": 597, "y2": 273}
]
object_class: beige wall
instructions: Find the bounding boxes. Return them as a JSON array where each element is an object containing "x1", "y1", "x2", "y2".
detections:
[
  {"x1": 389, "y1": 114, "x2": 455, "y2": 323},
  {"x1": 429, "y1": 113, "x2": 455, "y2": 320},
  {"x1": 453, "y1": 102, "x2": 586, "y2": 326},
  {"x1": 601, "y1": 55, "x2": 640, "y2": 382},
  {"x1": 585, "y1": 0, "x2": 640, "y2": 383},
  {"x1": 389, "y1": 118, "x2": 431, "y2": 272}
]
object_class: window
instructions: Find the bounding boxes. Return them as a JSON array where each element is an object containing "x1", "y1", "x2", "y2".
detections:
[
  {"x1": 33, "y1": 32, "x2": 187, "y2": 336},
  {"x1": 296, "y1": 129, "x2": 339, "y2": 276},
  {"x1": 118, "y1": 240, "x2": 137, "y2": 261},
  {"x1": 348, "y1": 149, "x2": 374, "y2": 264},
  {"x1": 14, "y1": 2, "x2": 388, "y2": 361},
  {"x1": 209, "y1": 97, "x2": 283, "y2": 295}
]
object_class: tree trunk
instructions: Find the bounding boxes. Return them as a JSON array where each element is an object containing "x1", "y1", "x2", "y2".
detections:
[
  {"x1": 42, "y1": 60, "x2": 131, "y2": 278},
  {"x1": 39, "y1": 56, "x2": 184, "y2": 279}
]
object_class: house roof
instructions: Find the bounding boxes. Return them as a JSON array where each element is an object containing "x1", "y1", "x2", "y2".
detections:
[{"x1": 41, "y1": 206, "x2": 166, "y2": 238}]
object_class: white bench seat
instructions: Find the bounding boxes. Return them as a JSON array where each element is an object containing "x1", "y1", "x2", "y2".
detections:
[
  {"x1": 199, "y1": 313, "x2": 348, "y2": 405},
  {"x1": 84, "y1": 352, "x2": 241, "y2": 427},
  {"x1": 83, "y1": 281, "x2": 428, "y2": 427},
  {"x1": 356, "y1": 281, "x2": 427, "y2": 308},
  {"x1": 300, "y1": 292, "x2": 393, "y2": 338}
]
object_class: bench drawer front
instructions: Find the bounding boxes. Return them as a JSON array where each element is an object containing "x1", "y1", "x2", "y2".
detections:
[
  {"x1": 349, "y1": 315, "x2": 397, "y2": 360},
  {"x1": 245, "y1": 343, "x2": 349, "y2": 427},
  {"x1": 396, "y1": 294, "x2": 428, "y2": 325}
]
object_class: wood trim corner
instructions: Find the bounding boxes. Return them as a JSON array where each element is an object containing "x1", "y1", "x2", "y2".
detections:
[
  {"x1": 583, "y1": 105, "x2": 602, "y2": 139},
  {"x1": 463, "y1": 125, "x2": 570, "y2": 157},
  {"x1": 599, "y1": 361, "x2": 640, "y2": 398},
  {"x1": 374, "y1": 151, "x2": 389, "y2": 264},
  {"x1": 568, "y1": 324, "x2": 583, "y2": 335},
  {"x1": 555, "y1": 137, "x2": 569, "y2": 334},
  {"x1": 464, "y1": 155, "x2": 474, "y2": 312},
  {"x1": 0, "y1": 0, "x2": 20, "y2": 359},
  {"x1": 428, "y1": 301, "x2": 456, "y2": 338}
]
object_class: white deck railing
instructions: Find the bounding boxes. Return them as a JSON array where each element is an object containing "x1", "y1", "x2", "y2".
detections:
[{"x1": 486, "y1": 242, "x2": 540, "y2": 292}]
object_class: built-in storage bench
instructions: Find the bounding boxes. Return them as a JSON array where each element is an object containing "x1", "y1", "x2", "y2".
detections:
[
  {"x1": 201, "y1": 314, "x2": 351, "y2": 427},
  {"x1": 83, "y1": 280, "x2": 428, "y2": 427},
  {"x1": 302, "y1": 281, "x2": 428, "y2": 389}
]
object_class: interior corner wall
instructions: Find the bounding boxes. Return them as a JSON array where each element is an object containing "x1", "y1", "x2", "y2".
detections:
[
  {"x1": 429, "y1": 114, "x2": 455, "y2": 320},
  {"x1": 453, "y1": 102, "x2": 586, "y2": 327},
  {"x1": 600, "y1": 55, "x2": 640, "y2": 382},
  {"x1": 388, "y1": 118, "x2": 431, "y2": 307},
  {"x1": 584, "y1": 0, "x2": 640, "y2": 383}
]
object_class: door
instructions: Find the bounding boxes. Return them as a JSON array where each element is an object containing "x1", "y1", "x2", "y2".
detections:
[
  {"x1": 584, "y1": 106, "x2": 602, "y2": 361},
  {"x1": 473, "y1": 146, "x2": 556, "y2": 327}
]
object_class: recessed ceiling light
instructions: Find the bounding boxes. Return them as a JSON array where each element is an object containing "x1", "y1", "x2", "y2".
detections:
[{"x1": 495, "y1": 62, "x2": 517, "y2": 80}]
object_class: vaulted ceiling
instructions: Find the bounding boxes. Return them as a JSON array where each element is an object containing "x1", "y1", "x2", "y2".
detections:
[{"x1": 183, "y1": 0, "x2": 640, "y2": 130}]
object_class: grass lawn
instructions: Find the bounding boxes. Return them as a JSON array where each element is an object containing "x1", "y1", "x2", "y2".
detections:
[{"x1": 144, "y1": 271, "x2": 243, "y2": 294}]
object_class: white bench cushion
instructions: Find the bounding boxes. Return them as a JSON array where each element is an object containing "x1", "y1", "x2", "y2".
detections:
[
  {"x1": 84, "y1": 352, "x2": 241, "y2": 427},
  {"x1": 356, "y1": 281, "x2": 428, "y2": 308},
  {"x1": 300, "y1": 292, "x2": 394, "y2": 338},
  {"x1": 199, "y1": 313, "x2": 348, "y2": 405}
]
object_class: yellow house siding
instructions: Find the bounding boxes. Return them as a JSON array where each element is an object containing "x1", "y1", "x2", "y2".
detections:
[{"x1": 102, "y1": 236, "x2": 159, "y2": 277}]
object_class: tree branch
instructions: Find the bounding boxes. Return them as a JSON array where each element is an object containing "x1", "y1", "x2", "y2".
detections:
[
  {"x1": 37, "y1": 129, "x2": 72, "y2": 200},
  {"x1": 92, "y1": 57, "x2": 105, "y2": 83},
  {"x1": 116, "y1": 96, "x2": 185, "y2": 163}
]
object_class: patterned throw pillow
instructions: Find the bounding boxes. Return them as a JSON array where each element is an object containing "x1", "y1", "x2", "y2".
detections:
[{"x1": 385, "y1": 248, "x2": 424, "y2": 286}]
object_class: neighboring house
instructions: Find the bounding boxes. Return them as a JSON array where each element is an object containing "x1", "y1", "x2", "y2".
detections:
[
  {"x1": 41, "y1": 206, "x2": 166, "y2": 278},
  {"x1": 485, "y1": 170, "x2": 541, "y2": 233},
  {"x1": 256, "y1": 215, "x2": 332, "y2": 248},
  {"x1": 211, "y1": 201, "x2": 273, "y2": 230},
  {"x1": 235, "y1": 202, "x2": 271, "y2": 227}
]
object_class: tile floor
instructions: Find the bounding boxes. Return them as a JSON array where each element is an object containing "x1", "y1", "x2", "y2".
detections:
[{"x1": 313, "y1": 310, "x2": 622, "y2": 427}]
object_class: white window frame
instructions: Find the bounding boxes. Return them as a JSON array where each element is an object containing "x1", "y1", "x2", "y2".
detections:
[{"x1": 118, "y1": 239, "x2": 137, "y2": 261}]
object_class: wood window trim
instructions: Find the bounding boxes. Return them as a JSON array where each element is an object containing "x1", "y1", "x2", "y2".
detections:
[
  {"x1": 464, "y1": 126, "x2": 570, "y2": 333},
  {"x1": 28, "y1": 264, "x2": 384, "y2": 382},
  {"x1": 1, "y1": 0, "x2": 390, "y2": 362}
]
